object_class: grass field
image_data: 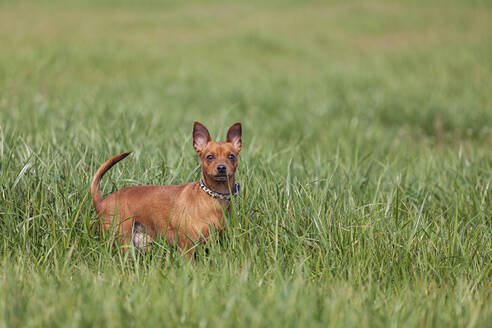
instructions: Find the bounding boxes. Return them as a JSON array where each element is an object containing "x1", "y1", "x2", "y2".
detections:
[{"x1": 1, "y1": 0, "x2": 491, "y2": 327}]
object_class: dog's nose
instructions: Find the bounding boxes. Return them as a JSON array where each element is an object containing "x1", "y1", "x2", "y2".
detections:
[{"x1": 217, "y1": 164, "x2": 227, "y2": 174}]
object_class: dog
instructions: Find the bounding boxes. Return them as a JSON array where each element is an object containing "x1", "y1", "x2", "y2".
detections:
[{"x1": 90, "y1": 122, "x2": 242, "y2": 259}]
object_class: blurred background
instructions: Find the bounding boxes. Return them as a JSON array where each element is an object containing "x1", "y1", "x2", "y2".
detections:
[{"x1": 1, "y1": 0, "x2": 491, "y2": 148}]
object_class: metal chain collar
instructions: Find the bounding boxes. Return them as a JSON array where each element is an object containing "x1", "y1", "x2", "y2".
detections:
[{"x1": 199, "y1": 179, "x2": 240, "y2": 201}]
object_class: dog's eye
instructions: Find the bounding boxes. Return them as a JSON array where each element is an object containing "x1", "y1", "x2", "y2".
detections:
[
  {"x1": 228, "y1": 154, "x2": 235, "y2": 161},
  {"x1": 206, "y1": 155, "x2": 215, "y2": 161}
]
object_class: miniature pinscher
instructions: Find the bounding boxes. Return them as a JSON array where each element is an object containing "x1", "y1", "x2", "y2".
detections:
[{"x1": 91, "y1": 122, "x2": 242, "y2": 259}]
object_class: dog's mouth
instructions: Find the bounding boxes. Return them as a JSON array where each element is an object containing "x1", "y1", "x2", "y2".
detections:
[{"x1": 214, "y1": 173, "x2": 228, "y2": 181}]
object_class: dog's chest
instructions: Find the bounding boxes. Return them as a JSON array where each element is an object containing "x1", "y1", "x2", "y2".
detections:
[
  {"x1": 171, "y1": 185, "x2": 231, "y2": 241},
  {"x1": 197, "y1": 198, "x2": 229, "y2": 228}
]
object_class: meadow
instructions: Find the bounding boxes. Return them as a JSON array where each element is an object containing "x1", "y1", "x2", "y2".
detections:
[{"x1": 0, "y1": 0, "x2": 491, "y2": 326}]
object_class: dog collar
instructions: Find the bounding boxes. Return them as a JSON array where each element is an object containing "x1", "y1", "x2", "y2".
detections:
[{"x1": 199, "y1": 179, "x2": 240, "y2": 201}]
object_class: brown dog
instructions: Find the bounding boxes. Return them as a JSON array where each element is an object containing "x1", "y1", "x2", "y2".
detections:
[{"x1": 90, "y1": 122, "x2": 242, "y2": 259}]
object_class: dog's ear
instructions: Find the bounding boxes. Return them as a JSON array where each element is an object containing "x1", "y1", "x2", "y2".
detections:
[
  {"x1": 226, "y1": 122, "x2": 242, "y2": 153},
  {"x1": 193, "y1": 121, "x2": 212, "y2": 153}
]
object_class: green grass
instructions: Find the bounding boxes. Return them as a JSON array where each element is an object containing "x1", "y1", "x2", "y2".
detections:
[{"x1": 1, "y1": 0, "x2": 491, "y2": 327}]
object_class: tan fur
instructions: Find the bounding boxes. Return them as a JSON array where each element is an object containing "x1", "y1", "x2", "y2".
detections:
[{"x1": 91, "y1": 122, "x2": 242, "y2": 259}]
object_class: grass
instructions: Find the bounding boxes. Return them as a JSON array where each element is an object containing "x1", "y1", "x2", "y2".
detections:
[{"x1": 0, "y1": 0, "x2": 491, "y2": 326}]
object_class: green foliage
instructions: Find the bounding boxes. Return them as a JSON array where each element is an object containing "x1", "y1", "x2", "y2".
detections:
[{"x1": 0, "y1": 0, "x2": 491, "y2": 327}]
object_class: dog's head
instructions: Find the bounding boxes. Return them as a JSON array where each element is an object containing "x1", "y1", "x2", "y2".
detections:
[{"x1": 193, "y1": 121, "x2": 242, "y2": 182}]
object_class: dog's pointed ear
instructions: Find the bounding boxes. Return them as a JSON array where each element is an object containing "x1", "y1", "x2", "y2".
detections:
[
  {"x1": 226, "y1": 122, "x2": 242, "y2": 153},
  {"x1": 193, "y1": 121, "x2": 212, "y2": 153}
]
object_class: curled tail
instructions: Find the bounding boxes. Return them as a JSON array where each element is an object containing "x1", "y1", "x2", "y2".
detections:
[{"x1": 91, "y1": 152, "x2": 131, "y2": 213}]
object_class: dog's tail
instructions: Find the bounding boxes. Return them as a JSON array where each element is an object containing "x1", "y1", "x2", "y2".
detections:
[{"x1": 91, "y1": 152, "x2": 131, "y2": 213}]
